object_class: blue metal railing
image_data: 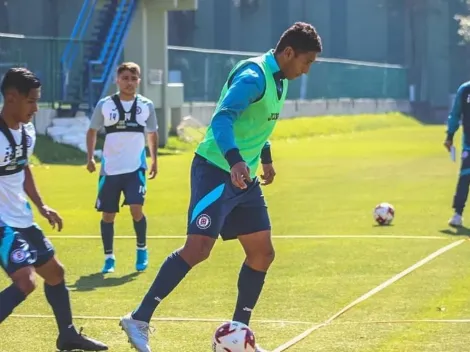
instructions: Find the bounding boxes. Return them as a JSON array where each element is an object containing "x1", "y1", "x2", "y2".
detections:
[
  {"x1": 88, "y1": 0, "x2": 136, "y2": 110},
  {"x1": 60, "y1": 0, "x2": 98, "y2": 101},
  {"x1": 100, "y1": 1, "x2": 137, "y2": 102}
]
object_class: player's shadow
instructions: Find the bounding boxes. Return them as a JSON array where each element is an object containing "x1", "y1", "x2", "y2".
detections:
[
  {"x1": 439, "y1": 226, "x2": 470, "y2": 237},
  {"x1": 68, "y1": 272, "x2": 141, "y2": 292}
]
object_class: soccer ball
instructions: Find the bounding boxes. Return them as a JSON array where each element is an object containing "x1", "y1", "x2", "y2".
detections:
[
  {"x1": 373, "y1": 202, "x2": 395, "y2": 225},
  {"x1": 212, "y1": 321, "x2": 256, "y2": 352}
]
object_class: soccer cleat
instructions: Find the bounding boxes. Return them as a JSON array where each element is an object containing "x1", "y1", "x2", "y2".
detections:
[
  {"x1": 102, "y1": 258, "x2": 115, "y2": 274},
  {"x1": 136, "y1": 248, "x2": 148, "y2": 272},
  {"x1": 449, "y1": 213, "x2": 463, "y2": 227},
  {"x1": 120, "y1": 313, "x2": 153, "y2": 352},
  {"x1": 56, "y1": 327, "x2": 108, "y2": 351}
]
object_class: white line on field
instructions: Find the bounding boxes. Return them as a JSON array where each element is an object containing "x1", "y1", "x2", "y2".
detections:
[
  {"x1": 339, "y1": 319, "x2": 470, "y2": 324},
  {"x1": 271, "y1": 238, "x2": 467, "y2": 352},
  {"x1": 45, "y1": 235, "x2": 452, "y2": 240},
  {"x1": 9, "y1": 314, "x2": 311, "y2": 325}
]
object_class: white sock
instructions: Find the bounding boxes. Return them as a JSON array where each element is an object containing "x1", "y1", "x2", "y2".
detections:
[
  {"x1": 137, "y1": 246, "x2": 147, "y2": 251},
  {"x1": 105, "y1": 254, "x2": 115, "y2": 260}
]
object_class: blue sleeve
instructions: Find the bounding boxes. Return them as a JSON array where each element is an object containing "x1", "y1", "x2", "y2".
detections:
[
  {"x1": 211, "y1": 63, "x2": 265, "y2": 164},
  {"x1": 447, "y1": 84, "x2": 465, "y2": 138}
]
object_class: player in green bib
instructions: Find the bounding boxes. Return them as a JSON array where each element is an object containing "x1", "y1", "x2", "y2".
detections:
[{"x1": 121, "y1": 22, "x2": 323, "y2": 352}]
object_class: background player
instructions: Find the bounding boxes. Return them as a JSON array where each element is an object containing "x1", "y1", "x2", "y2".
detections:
[
  {"x1": 119, "y1": 22, "x2": 322, "y2": 352},
  {"x1": 0, "y1": 68, "x2": 108, "y2": 351},
  {"x1": 445, "y1": 81, "x2": 470, "y2": 227},
  {"x1": 86, "y1": 62, "x2": 159, "y2": 274}
]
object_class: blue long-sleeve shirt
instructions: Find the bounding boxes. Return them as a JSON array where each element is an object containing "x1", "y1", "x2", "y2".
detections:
[
  {"x1": 211, "y1": 50, "x2": 284, "y2": 165},
  {"x1": 448, "y1": 81, "x2": 470, "y2": 150}
]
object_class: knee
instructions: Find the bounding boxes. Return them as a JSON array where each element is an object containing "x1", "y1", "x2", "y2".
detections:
[
  {"x1": 130, "y1": 206, "x2": 144, "y2": 221},
  {"x1": 102, "y1": 212, "x2": 116, "y2": 223},
  {"x1": 12, "y1": 268, "x2": 37, "y2": 296},
  {"x1": 246, "y1": 246, "x2": 275, "y2": 272},
  {"x1": 179, "y1": 235, "x2": 214, "y2": 267},
  {"x1": 44, "y1": 261, "x2": 66, "y2": 286}
]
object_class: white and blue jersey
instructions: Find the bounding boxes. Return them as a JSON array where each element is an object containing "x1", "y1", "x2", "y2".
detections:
[
  {"x1": 0, "y1": 122, "x2": 36, "y2": 228},
  {"x1": 90, "y1": 94, "x2": 158, "y2": 176}
]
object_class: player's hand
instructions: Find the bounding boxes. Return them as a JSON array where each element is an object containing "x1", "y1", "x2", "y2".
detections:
[
  {"x1": 87, "y1": 158, "x2": 96, "y2": 173},
  {"x1": 39, "y1": 205, "x2": 63, "y2": 232},
  {"x1": 149, "y1": 160, "x2": 158, "y2": 179},
  {"x1": 231, "y1": 162, "x2": 252, "y2": 189},
  {"x1": 261, "y1": 163, "x2": 276, "y2": 186},
  {"x1": 444, "y1": 139, "x2": 453, "y2": 152}
]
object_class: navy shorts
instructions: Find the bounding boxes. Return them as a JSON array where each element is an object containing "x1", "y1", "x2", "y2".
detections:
[
  {"x1": 96, "y1": 168, "x2": 146, "y2": 213},
  {"x1": 187, "y1": 154, "x2": 271, "y2": 240},
  {"x1": 0, "y1": 225, "x2": 55, "y2": 276}
]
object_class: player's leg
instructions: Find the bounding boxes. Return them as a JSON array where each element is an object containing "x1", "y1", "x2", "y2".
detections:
[
  {"x1": 450, "y1": 151, "x2": 470, "y2": 226},
  {"x1": 29, "y1": 226, "x2": 107, "y2": 351},
  {"x1": 121, "y1": 155, "x2": 231, "y2": 351},
  {"x1": 96, "y1": 174, "x2": 121, "y2": 273},
  {"x1": 0, "y1": 226, "x2": 39, "y2": 323},
  {"x1": 123, "y1": 168, "x2": 148, "y2": 271},
  {"x1": 220, "y1": 182, "x2": 273, "y2": 352}
]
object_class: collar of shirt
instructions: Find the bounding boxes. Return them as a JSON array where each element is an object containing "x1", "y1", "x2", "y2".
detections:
[{"x1": 266, "y1": 49, "x2": 285, "y2": 80}]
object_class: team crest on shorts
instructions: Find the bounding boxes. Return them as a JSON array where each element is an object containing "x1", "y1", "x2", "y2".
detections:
[
  {"x1": 196, "y1": 214, "x2": 211, "y2": 230},
  {"x1": 10, "y1": 249, "x2": 28, "y2": 263}
]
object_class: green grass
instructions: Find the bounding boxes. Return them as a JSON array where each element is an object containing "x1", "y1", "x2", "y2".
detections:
[{"x1": 1, "y1": 113, "x2": 470, "y2": 351}]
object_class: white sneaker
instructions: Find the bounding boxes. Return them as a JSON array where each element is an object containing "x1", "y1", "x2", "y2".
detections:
[
  {"x1": 119, "y1": 313, "x2": 153, "y2": 352},
  {"x1": 449, "y1": 213, "x2": 463, "y2": 227}
]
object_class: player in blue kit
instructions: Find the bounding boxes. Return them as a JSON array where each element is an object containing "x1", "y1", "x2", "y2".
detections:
[
  {"x1": 0, "y1": 68, "x2": 108, "y2": 351},
  {"x1": 119, "y1": 22, "x2": 322, "y2": 352}
]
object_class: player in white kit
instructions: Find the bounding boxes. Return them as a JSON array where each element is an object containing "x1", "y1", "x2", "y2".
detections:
[
  {"x1": 0, "y1": 68, "x2": 107, "y2": 351},
  {"x1": 86, "y1": 62, "x2": 159, "y2": 274}
]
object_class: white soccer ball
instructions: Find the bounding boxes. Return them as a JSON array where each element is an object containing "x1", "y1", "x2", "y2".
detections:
[
  {"x1": 212, "y1": 321, "x2": 256, "y2": 352},
  {"x1": 373, "y1": 202, "x2": 395, "y2": 225}
]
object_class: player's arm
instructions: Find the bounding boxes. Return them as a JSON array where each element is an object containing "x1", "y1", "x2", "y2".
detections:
[
  {"x1": 145, "y1": 102, "x2": 159, "y2": 179},
  {"x1": 445, "y1": 85, "x2": 465, "y2": 150},
  {"x1": 260, "y1": 140, "x2": 276, "y2": 185},
  {"x1": 86, "y1": 100, "x2": 105, "y2": 172},
  {"x1": 24, "y1": 165, "x2": 63, "y2": 231},
  {"x1": 211, "y1": 64, "x2": 265, "y2": 188}
]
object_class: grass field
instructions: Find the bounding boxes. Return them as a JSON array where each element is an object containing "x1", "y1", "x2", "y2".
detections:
[{"x1": 1, "y1": 113, "x2": 470, "y2": 352}]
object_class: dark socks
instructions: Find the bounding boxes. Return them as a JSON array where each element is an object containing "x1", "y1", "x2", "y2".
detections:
[
  {"x1": 0, "y1": 284, "x2": 26, "y2": 323},
  {"x1": 101, "y1": 220, "x2": 114, "y2": 255},
  {"x1": 232, "y1": 263, "x2": 267, "y2": 326},
  {"x1": 132, "y1": 251, "x2": 191, "y2": 323},
  {"x1": 45, "y1": 281, "x2": 76, "y2": 336},
  {"x1": 133, "y1": 216, "x2": 147, "y2": 248},
  {"x1": 453, "y1": 175, "x2": 470, "y2": 215}
]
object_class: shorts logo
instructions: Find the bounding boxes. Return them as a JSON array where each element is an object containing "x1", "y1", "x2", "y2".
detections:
[
  {"x1": 10, "y1": 249, "x2": 28, "y2": 263},
  {"x1": 43, "y1": 237, "x2": 53, "y2": 250},
  {"x1": 196, "y1": 214, "x2": 211, "y2": 230},
  {"x1": 463, "y1": 151, "x2": 469, "y2": 159}
]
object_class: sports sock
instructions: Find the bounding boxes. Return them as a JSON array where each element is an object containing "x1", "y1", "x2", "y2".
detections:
[
  {"x1": 132, "y1": 251, "x2": 191, "y2": 322},
  {"x1": 0, "y1": 284, "x2": 26, "y2": 323},
  {"x1": 100, "y1": 220, "x2": 114, "y2": 255},
  {"x1": 133, "y1": 216, "x2": 147, "y2": 249},
  {"x1": 45, "y1": 281, "x2": 77, "y2": 337},
  {"x1": 232, "y1": 263, "x2": 267, "y2": 326}
]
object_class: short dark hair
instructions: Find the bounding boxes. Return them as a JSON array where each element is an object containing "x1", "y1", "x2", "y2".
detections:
[
  {"x1": 117, "y1": 62, "x2": 141, "y2": 76},
  {"x1": 275, "y1": 22, "x2": 323, "y2": 55},
  {"x1": 0, "y1": 68, "x2": 41, "y2": 97}
]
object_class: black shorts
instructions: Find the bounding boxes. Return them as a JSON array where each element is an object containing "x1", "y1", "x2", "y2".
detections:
[
  {"x1": 95, "y1": 168, "x2": 146, "y2": 213},
  {"x1": 0, "y1": 225, "x2": 55, "y2": 275},
  {"x1": 186, "y1": 154, "x2": 271, "y2": 241}
]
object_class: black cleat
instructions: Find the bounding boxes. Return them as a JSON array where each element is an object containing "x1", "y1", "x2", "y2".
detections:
[{"x1": 56, "y1": 328, "x2": 108, "y2": 351}]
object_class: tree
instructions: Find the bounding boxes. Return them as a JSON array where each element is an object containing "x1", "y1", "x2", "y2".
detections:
[{"x1": 455, "y1": 1, "x2": 470, "y2": 43}]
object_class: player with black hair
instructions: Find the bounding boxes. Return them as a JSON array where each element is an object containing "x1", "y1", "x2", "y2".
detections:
[
  {"x1": 0, "y1": 68, "x2": 108, "y2": 351},
  {"x1": 120, "y1": 22, "x2": 322, "y2": 352}
]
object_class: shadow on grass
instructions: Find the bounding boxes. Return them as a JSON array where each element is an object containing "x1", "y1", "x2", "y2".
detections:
[
  {"x1": 68, "y1": 272, "x2": 141, "y2": 292},
  {"x1": 439, "y1": 226, "x2": 470, "y2": 237}
]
